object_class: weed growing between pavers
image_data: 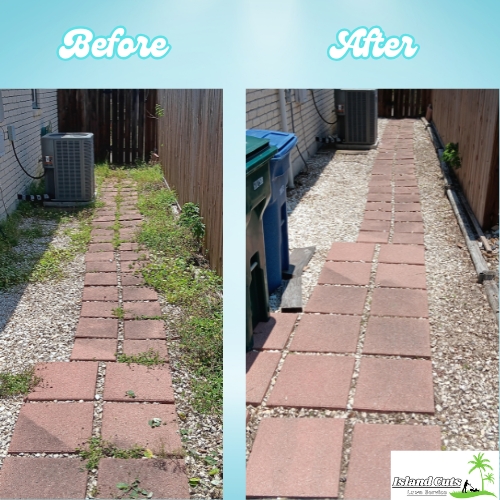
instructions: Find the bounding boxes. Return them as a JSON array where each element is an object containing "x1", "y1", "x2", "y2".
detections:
[
  {"x1": 116, "y1": 478, "x2": 153, "y2": 499},
  {"x1": 128, "y1": 165, "x2": 222, "y2": 416},
  {"x1": 117, "y1": 348, "x2": 166, "y2": 367},
  {"x1": 76, "y1": 437, "x2": 147, "y2": 470},
  {"x1": 0, "y1": 366, "x2": 41, "y2": 397}
]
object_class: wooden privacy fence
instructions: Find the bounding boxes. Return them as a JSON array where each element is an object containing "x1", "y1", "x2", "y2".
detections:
[
  {"x1": 58, "y1": 89, "x2": 157, "y2": 164},
  {"x1": 156, "y1": 89, "x2": 223, "y2": 274},
  {"x1": 378, "y1": 89, "x2": 432, "y2": 118},
  {"x1": 431, "y1": 89, "x2": 499, "y2": 229}
]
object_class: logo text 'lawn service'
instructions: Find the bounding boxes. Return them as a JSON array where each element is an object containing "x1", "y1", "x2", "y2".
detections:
[
  {"x1": 58, "y1": 27, "x2": 171, "y2": 60},
  {"x1": 327, "y1": 26, "x2": 419, "y2": 60},
  {"x1": 391, "y1": 451, "x2": 498, "y2": 499}
]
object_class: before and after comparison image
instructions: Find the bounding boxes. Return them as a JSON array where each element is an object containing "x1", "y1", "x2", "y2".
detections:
[{"x1": 0, "y1": 86, "x2": 497, "y2": 500}]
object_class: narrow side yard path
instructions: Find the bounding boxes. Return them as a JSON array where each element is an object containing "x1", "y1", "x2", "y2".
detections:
[
  {"x1": 0, "y1": 179, "x2": 190, "y2": 499},
  {"x1": 246, "y1": 119, "x2": 498, "y2": 499}
]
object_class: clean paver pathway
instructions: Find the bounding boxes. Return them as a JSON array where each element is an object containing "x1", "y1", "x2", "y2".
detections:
[
  {"x1": 0, "y1": 180, "x2": 189, "y2": 499},
  {"x1": 246, "y1": 119, "x2": 442, "y2": 499}
]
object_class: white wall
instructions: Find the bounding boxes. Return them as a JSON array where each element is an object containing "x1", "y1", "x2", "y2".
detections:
[
  {"x1": 246, "y1": 89, "x2": 336, "y2": 176},
  {"x1": 0, "y1": 89, "x2": 58, "y2": 219}
]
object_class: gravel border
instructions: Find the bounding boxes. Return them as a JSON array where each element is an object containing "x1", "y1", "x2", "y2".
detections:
[{"x1": 246, "y1": 118, "x2": 498, "y2": 498}]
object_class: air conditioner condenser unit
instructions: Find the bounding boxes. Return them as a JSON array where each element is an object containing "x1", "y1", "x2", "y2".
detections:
[
  {"x1": 335, "y1": 89, "x2": 378, "y2": 149},
  {"x1": 41, "y1": 132, "x2": 95, "y2": 204}
]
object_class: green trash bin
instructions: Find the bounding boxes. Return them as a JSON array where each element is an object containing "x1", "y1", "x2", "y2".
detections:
[{"x1": 246, "y1": 136, "x2": 277, "y2": 351}]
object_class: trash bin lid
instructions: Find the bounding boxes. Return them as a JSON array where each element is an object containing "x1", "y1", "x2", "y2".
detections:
[
  {"x1": 246, "y1": 129, "x2": 297, "y2": 160},
  {"x1": 246, "y1": 136, "x2": 277, "y2": 172}
]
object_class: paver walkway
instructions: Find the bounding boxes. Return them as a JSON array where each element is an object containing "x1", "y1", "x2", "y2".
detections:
[
  {"x1": 246, "y1": 119, "x2": 442, "y2": 499},
  {"x1": 0, "y1": 180, "x2": 189, "y2": 499}
]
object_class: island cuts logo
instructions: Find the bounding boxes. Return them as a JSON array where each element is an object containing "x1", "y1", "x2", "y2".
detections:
[
  {"x1": 327, "y1": 26, "x2": 419, "y2": 60},
  {"x1": 58, "y1": 27, "x2": 171, "y2": 60},
  {"x1": 391, "y1": 451, "x2": 498, "y2": 499}
]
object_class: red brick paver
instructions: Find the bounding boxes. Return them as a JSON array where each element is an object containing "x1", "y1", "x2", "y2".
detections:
[
  {"x1": 82, "y1": 286, "x2": 119, "y2": 301},
  {"x1": 28, "y1": 362, "x2": 98, "y2": 401},
  {"x1": 353, "y1": 358, "x2": 435, "y2": 413},
  {"x1": 0, "y1": 457, "x2": 88, "y2": 499},
  {"x1": 103, "y1": 363, "x2": 174, "y2": 403},
  {"x1": 305, "y1": 286, "x2": 367, "y2": 315},
  {"x1": 70, "y1": 338, "x2": 118, "y2": 361},
  {"x1": 253, "y1": 313, "x2": 297, "y2": 350},
  {"x1": 290, "y1": 314, "x2": 361, "y2": 353},
  {"x1": 123, "y1": 301, "x2": 162, "y2": 319},
  {"x1": 267, "y1": 354, "x2": 354, "y2": 409},
  {"x1": 326, "y1": 242, "x2": 375, "y2": 262},
  {"x1": 101, "y1": 403, "x2": 180, "y2": 451},
  {"x1": 375, "y1": 263, "x2": 427, "y2": 289},
  {"x1": 75, "y1": 318, "x2": 118, "y2": 338},
  {"x1": 344, "y1": 424, "x2": 441, "y2": 499},
  {"x1": 122, "y1": 340, "x2": 168, "y2": 361},
  {"x1": 122, "y1": 286, "x2": 158, "y2": 301},
  {"x1": 84, "y1": 273, "x2": 118, "y2": 286},
  {"x1": 80, "y1": 302, "x2": 120, "y2": 318},
  {"x1": 123, "y1": 320, "x2": 165, "y2": 339},
  {"x1": 246, "y1": 351, "x2": 281, "y2": 405},
  {"x1": 371, "y1": 288, "x2": 429, "y2": 317},
  {"x1": 318, "y1": 261, "x2": 372, "y2": 286},
  {"x1": 9, "y1": 402, "x2": 94, "y2": 453},
  {"x1": 247, "y1": 418, "x2": 345, "y2": 499},
  {"x1": 379, "y1": 244, "x2": 425, "y2": 265}
]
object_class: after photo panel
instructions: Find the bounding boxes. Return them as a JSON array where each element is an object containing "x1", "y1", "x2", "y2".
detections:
[{"x1": 246, "y1": 89, "x2": 499, "y2": 499}]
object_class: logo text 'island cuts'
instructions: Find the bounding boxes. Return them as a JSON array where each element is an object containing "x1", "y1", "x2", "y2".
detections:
[
  {"x1": 58, "y1": 27, "x2": 171, "y2": 60},
  {"x1": 327, "y1": 26, "x2": 419, "y2": 60}
]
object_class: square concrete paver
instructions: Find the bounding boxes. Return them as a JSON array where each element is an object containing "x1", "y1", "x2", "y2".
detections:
[
  {"x1": 353, "y1": 358, "x2": 435, "y2": 413},
  {"x1": 103, "y1": 364, "x2": 174, "y2": 403},
  {"x1": 87, "y1": 243, "x2": 114, "y2": 253},
  {"x1": 394, "y1": 211, "x2": 423, "y2": 222},
  {"x1": 124, "y1": 320, "x2": 165, "y2": 339},
  {"x1": 344, "y1": 424, "x2": 441, "y2": 499},
  {"x1": 121, "y1": 274, "x2": 145, "y2": 286},
  {"x1": 247, "y1": 418, "x2": 345, "y2": 499},
  {"x1": 28, "y1": 362, "x2": 98, "y2": 401},
  {"x1": 360, "y1": 220, "x2": 391, "y2": 232},
  {"x1": 363, "y1": 316, "x2": 431, "y2": 357},
  {"x1": 91, "y1": 234, "x2": 113, "y2": 243},
  {"x1": 326, "y1": 242, "x2": 375, "y2": 262},
  {"x1": 318, "y1": 262, "x2": 372, "y2": 286},
  {"x1": 267, "y1": 354, "x2": 354, "y2": 409},
  {"x1": 82, "y1": 286, "x2": 118, "y2": 301},
  {"x1": 122, "y1": 286, "x2": 158, "y2": 301},
  {"x1": 123, "y1": 302, "x2": 162, "y2": 319},
  {"x1": 84, "y1": 273, "x2": 117, "y2": 286},
  {"x1": 101, "y1": 403, "x2": 180, "y2": 451},
  {"x1": 375, "y1": 263, "x2": 427, "y2": 289},
  {"x1": 80, "y1": 302, "x2": 119, "y2": 318},
  {"x1": 253, "y1": 313, "x2": 297, "y2": 350},
  {"x1": 395, "y1": 194, "x2": 420, "y2": 203},
  {"x1": 363, "y1": 211, "x2": 392, "y2": 221},
  {"x1": 378, "y1": 244, "x2": 425, "y2": 265},
  {"x1": 96, "y1": 458, "x2": 189, "y2": 500},
  {"x1": 70, "y1": 339, "x2": 118, "y2": 361},
  {"x1": 85, "y1": 252, "x2": 115, "y2": 263},
  {"x1": 85, "y1": 261, "x2": 116, "y2": 273},
  {"x1": 392, "y1": 232, "x2": 425, "y2": 245},
  {"x1": 0, "y1": 457, "x2": 88, "y2": 499},
  {"x1": 121, "y1": 261, "x2": 148, "y2": 274},
  {"x1": 305, "y1": 286, "x2": 367, "y2": 315},
  {"x1": 367, "y1": 193, "x2": 392, "y2": 202},
  {"x1": 122, "y1": 340, "x2": 168, "y2": 361},
  {"x1": 75, "y1": 318, "x2": 118, "y2": 338},
  {"x1": 246, "y1": 351, "x2": 281, "y2": 405},
  {"x1": 394, "y1": 221, "x2": 425, "y2": 233},
  {"x1": 357, "y1": 231, "x2": 389, "y2": 243},
  {"x1": 119, "y1": 242, "x2": 139, "y2": 251},
  {"x1": 290, "y1": 314, "x2": 361, "y2": 353},
  {"x1": 394, "y1": 202, "x2": 421, "y2": 212},
  {"x1": 121, "y1": 251, "x2": 148, "y2": 261},
  {"x1": 9, "y1": 402, "x2": 94, "y2": 453},
  {"x1": 365, "y1": 202, "x2": 392, "y2": 212},
  {"x1": 371, "y1": 288, "x2": 429, "y2": 317}
]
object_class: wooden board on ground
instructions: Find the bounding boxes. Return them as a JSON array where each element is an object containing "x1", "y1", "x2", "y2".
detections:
[
  {"x1": 280, "y1": 276, "x2": 303, "y2": 313},
  {"x1": 282, "y1": 246, "x2": 316, "y2": 279}
]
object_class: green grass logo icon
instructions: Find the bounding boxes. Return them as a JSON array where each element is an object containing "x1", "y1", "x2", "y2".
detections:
[{"x1": 450, "y1": 453, "x2": 496, "y2": 498}]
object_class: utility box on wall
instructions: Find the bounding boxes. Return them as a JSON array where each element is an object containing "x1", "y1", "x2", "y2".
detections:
[{"x1": 41, "y1": 132, "x2": 95, "y2": 202}]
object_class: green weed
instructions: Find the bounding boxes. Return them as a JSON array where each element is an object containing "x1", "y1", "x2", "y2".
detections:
[
  {"x1": 0, "y1": 367, "x2": 41, "y2": 398},
  {"x1": 117, "y1": 348, "x2": 166, "y2": 367}
]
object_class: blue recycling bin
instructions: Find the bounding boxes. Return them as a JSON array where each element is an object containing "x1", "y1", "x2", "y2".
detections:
[{"x1": 246, "y1": 129, "x2": 297, "y2": 293}]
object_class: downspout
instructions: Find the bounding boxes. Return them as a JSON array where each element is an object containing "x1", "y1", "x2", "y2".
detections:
[{"x1": 279, "y1": 89, "x2": 294, "y2": 188}]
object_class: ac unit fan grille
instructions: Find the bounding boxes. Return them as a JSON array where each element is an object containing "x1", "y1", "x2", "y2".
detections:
[{"x1": 345, "y1": 91, "x2": 377, "y2": 144}]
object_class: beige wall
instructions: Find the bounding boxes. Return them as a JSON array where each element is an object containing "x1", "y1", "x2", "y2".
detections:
[{"x1": 246, "y1": 89, "x2": 336, "y2": 177}]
